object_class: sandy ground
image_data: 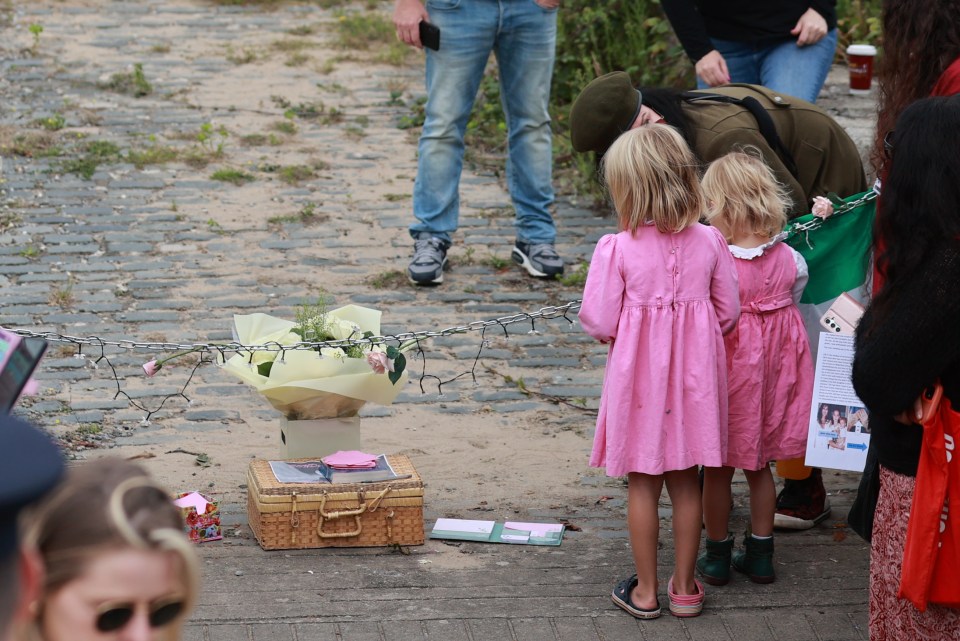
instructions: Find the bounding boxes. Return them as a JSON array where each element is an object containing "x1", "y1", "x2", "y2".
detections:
[{"x1": 6, "y1": 0, "x2": 618, "y2": 525}]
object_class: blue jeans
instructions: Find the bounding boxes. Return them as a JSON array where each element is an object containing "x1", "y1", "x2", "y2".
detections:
[
  {"x1": 409, "y1": 0, "x2": 558, "y2": 245},
  {"x1": 697, "y1": 30, "x2": 838, "y2": 104}
]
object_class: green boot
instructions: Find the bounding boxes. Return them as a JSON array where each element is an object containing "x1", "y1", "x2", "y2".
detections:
[
  {"x1": 732, "y1": 535, "x2": 775, "y2": 584},
  {"x1": 696, "y1": 534, "x2": 733, "y2": 586}
]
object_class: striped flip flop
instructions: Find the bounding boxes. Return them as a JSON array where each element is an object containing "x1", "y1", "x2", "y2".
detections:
[{"x1": 667, "y1": 578, "x2": 704, "y2": 617}]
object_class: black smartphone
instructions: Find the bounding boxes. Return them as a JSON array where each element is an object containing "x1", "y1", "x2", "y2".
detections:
[
  {"x1": 419, "y1": 20, "x2": 440, "y2": 51},
  {"x1": 0, "y1": 331, "x2": 48, "y2": 414}
]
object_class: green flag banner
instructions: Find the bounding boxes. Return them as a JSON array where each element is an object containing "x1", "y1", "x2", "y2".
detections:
[{"x1": 786, "y1": 190, "x2": 877, "y2": 305}]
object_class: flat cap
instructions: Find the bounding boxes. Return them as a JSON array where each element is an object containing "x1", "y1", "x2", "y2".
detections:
[
  {"x1": 0, "y1": 415, "x2": 64, "y2": 562},
  {"x1": 570, "y1": 71, "x2": 642, "y2": 155}
]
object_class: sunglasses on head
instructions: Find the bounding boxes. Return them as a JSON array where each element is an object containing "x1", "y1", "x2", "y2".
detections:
[
  {"x1": 95, "y1": 598, "x2": 185, "y2": 633},
  {"x1": 883, "y1": 130, "x2": 895, "y2": 158}
]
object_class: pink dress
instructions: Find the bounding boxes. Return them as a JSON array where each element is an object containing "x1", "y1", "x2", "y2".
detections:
[
  {"x1": 579, "y1": 224, "x2": 741, "y2": 476},
  {"x1": 723, "y1": 241, "x2": 814, "y2": 471}
]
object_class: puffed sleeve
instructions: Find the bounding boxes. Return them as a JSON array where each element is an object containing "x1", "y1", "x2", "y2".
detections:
[
  {"x1": 579, "y1": 234, "x2": 624, "y2": 343},
  {"x1": 708, "y1": 226, "x2": 741, "y2": 335},
  {"x1": 789, "y1": 246, "x2": 809, "y2": 304}
]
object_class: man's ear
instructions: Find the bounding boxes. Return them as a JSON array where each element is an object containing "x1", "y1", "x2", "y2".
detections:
[{"x1": 13, "y1": 547, "x2": 44, "y2": 625}]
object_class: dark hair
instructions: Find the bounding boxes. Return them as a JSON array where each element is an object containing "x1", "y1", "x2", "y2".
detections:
[
  {"x1": 870, "y1": 96, "x2": 960, "y2": 322},
  {"x1": 0, "y1": 552, "x2": 16, "y2": 635},
  {"x1": 637, "y1": 87, "x2": 698, "y2": 158},
  {"x1": 870, "y1": 0, "x2": 960, "y2": 178}
]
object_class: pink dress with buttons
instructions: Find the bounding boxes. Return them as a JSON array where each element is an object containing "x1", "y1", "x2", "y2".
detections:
[
  {"x1": 723, "y1": 241, "x2": 814, "y2": 471},
  {"x1": 579, "y1": 224, "x2": 741, "y2": 476}
]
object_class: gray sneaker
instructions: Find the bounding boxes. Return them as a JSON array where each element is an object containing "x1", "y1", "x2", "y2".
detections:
[
  {"x1": 511, "y1": 240, "x2": 564, "y2": 278},
  {"x1": 408, "y1": 237, "x2": 450, "y2": 285}
]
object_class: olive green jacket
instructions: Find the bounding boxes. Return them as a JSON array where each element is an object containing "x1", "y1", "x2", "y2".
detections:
[{"x1": 682, "y1": 84, "x2": 867, "y2": 216}]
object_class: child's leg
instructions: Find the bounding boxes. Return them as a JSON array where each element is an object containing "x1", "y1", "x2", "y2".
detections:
[
  {"x1": 743, "y1": 464, "x2": 776, "y2": 537},
  {"x1": 664, "y1": 466, "x2": 702, "y2": 595},
  {"x1": 702, "y1": 466, "x2": 736, "y2": 541},
  {"x1": 627, "y1": 471, "x2": 664, "y2": 610}
]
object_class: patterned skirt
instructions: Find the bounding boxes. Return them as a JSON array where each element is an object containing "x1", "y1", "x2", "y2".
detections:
[{"x1": 870, "y1": 466, "x2": 960, "y2": 640}]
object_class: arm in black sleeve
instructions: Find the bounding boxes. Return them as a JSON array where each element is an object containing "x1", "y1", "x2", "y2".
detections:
[
  {"x1": 852, "y1": 244, "x2": 960, "y2": 417},
  {"x1": 660, "y1": 0, "x2": 715, "y2": 63},
  {"x1": 807, "y1": 0, "x2": 838, "y2": 28}
]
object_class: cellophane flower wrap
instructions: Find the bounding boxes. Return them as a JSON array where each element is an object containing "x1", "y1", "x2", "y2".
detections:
[{"x1": 220, "y1": 304, "x2": 407, "y2": 420}]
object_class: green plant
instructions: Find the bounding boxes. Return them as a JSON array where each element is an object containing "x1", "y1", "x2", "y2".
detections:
[
  {"x1": 127, "y1": 135, "x2": 179, "y2": 168},
  {"x1": 49, "y1": 283, "x2": 74, "y2": 308},
  {"x1": 835, "y1": 0, "x2": 882, "y2": 54},
  {"x1": 102, "y1": 63, "x2": 153, "y2": 97},
  {"x1": 332, "y1": 11, "x2": 393, "y2": 50},
  {"x1": 206, "y1": 218, "x2": 226, "y2": 235},
  {"x1": 28, "y1": 23, "x2": 42, "y2": 53},
  {"x1": 366, "y1": 269, "x2": 408, "y2": 290},
  {"x1": 384, "y1": 193, "x2": 409, "y2": 202},
  {"x1": 559, "y1": 261, "x2": 590, "y2": 287},
  {"x1": 487, "y1": 254, "x2": 511, "y2": 270},
  {"x1": 59, "y1": 140, "x2": 122, "y2": 179},
  {"x1": 35, "y1": 114, "x2": 65, "y2": 131},
  {"x1": 210, "y1": 168, "x2": 254, "y2": 185},
  {"x1": 19, "y1": 244, "x2": 41, "y2": 259},
  {"x1": 277, "y1": 164, "x2": 317, "y2": 185},
  {"x1": 270, "y1": 120, "x2": 297, "y2": 135},
  {"x1": 226, "y1": 46, "x2": 257, "y2": 65}
]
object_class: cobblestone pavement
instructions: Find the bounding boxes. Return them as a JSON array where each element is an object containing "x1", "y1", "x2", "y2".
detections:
[{"x1": 2, "y1": 2, "x2": 878, "y2": 639}]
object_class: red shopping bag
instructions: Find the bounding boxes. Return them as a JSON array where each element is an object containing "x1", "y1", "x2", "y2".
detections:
[{"x1": 898, "y1": 385, "x2": 960, "y2": 611}]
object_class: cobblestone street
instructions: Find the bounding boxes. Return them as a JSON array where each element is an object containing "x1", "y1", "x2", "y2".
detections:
[{"x1": 1, "y1": 2, "x2": 877, "y2": 639}]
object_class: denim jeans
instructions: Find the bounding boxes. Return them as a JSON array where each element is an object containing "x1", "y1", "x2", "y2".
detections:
[
  {"x1": 409, "y1": 0, "x2": 558, "y2": 245},
  {"x1": 697, "y1": 30, "x2": 838, "y2": 104}
]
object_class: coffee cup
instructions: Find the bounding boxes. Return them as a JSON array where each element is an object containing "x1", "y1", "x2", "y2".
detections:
[{"x1": 847, "y1": 44, "x2": 878, "y2": 95}]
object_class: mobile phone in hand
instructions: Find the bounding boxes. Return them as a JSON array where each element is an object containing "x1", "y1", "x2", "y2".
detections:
[
  {"x1": 419, "y1": 20, "x2": 440, "y2": 51},
  {"x1": 819, "y1": 292, "x2": 865, "y2": 335}
]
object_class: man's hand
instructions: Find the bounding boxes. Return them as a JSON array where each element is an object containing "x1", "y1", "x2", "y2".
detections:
[
  {"x1": 534, "y1": 0, "x2": 560, "y2": 8},
  {"x1": 790, "y1": 8, "x2": 828, "y2": 46},
  {"x1": 394, "y1": 0, "x2": 429, "y2": 49},
  {"x1": 695, "y1": 50, "x2": 730, "y2": 87}
]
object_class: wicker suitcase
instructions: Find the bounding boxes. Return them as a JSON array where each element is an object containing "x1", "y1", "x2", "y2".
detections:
[{"x1": 246, "y1": 455, "x2": 425, "y2": 550}]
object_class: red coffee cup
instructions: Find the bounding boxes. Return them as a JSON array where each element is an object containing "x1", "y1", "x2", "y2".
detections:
[{"x1": 847, "y1": 44, "x2": 877, "y2": 95}]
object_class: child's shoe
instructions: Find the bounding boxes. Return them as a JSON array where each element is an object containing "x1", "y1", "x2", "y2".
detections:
[
  {"x1": 667, "y1": 578, "x2": 704, "y2": 617},
  {"x1": 732, "y1": 534, "x2": 776, "y2": 583},
  {"x1": 696, "y1": 534, "x2": 733, "y2": 585}
]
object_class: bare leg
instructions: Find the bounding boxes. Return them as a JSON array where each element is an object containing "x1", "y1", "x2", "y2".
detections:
[
  {"x1": 627, "y1": 472, "x2": 664, "y2": 610},
  {"x1": 664, "y1": 466, "x2": 702, "y2": 595},
  {"x1": 744, "y1": 464, "x2": 776, "y2": 537},
  {"x1": 702, "y1": 466, "x2": 735, "y2": 541}
]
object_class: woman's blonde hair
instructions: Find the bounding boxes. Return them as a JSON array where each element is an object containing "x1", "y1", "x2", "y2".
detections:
[
  {"x1": 601, "y1": 124, "x2": 705, "y2": 234},
  {"x1": 702, "y1": 149, "x2": 791, "y2": 242},
  {"x1": 22, "y1": 458, "x2": 198, "y2": 641}
]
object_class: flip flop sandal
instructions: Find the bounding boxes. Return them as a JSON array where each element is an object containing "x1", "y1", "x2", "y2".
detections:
[
  {"x1": 668, "y1": 578, "x2": 704, "y2": 617},
  {"x1": 611, "y1": 575, "x2": 661, "y2": 619}
]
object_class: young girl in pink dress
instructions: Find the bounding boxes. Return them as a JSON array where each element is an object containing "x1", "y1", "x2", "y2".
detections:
[
  {"x1": 580, "y1": 124, "x2": 740, "y2": 619},
  {"x1": 696, "y1": 150, "x2": 814, "y2": 586}
]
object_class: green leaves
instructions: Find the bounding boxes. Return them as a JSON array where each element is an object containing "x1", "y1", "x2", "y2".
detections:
[{"x1": 386, "y1": 345, "x2": 406, "y2": 385}]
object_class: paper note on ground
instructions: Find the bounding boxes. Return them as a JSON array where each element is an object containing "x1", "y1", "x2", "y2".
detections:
[{"x1": 433, "y1": 518, "x2": 495, "y2": 534}]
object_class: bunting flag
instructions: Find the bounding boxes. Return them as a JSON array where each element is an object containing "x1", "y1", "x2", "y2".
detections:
[{"x1": 785, "y1": 189, "x2": 878, "y2": 352}]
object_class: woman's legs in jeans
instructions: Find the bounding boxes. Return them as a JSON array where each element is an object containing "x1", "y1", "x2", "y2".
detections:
[
  {"x1": 759, "y1": 30, "x2": 838, "y2": 103},
  {"x1": 494, "y1": 0, "x2": 557, "y2": 245},
  {"x1": 627, "y1": 472, "x2": 663, "y2": 610},
  {"x1": 700, "y1": 31, "x2": 838, "y2": 103},
  {"x1": 408, "y1": 3, "x2": 496, "y2": 242}
]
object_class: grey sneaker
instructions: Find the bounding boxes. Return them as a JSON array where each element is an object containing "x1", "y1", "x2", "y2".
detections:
[
  {"x1": 408, "y1": 237, "x2": 450, "y2": 285},
  {"x1": 511, "y1": 240, "x2": 564, "y2": 278}
]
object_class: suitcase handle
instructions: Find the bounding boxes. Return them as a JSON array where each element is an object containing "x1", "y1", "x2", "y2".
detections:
[
  {"x1": 316, "y1": 493, "x2": 367, "y2": 539},
  {"x1": 315, "y1": 487, "x2": 394, "y2": 539}
]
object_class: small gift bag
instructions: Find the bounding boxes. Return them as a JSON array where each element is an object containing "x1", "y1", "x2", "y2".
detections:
[{"x1": 173, "y1": 492, "x2": 222, "y2": 543}]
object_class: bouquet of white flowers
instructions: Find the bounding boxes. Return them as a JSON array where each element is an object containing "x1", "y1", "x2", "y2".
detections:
[{"x1": 219, "y1": 301, "x2": 408, "y2": 420}]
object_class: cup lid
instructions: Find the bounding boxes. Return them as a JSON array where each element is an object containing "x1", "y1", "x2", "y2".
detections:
[{"x1": 846, "y1": 44, "x2": 877, "y2": 56}]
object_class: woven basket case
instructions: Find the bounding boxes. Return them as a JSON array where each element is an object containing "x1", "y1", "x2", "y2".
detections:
[{"x1": 246, "y1": 455, "x2": 425, "y2": 550}]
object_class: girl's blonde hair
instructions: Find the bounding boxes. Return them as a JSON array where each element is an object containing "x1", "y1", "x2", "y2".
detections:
[
  {"x1": 22, "y1": 458, "x2": 199, "y2": 641},
  {"x1": 601, "y1": 124, "x2": 705, "y2": 234},
  {"x1": 702, "y1": 149, "x2": 791, "y2": 242}
]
